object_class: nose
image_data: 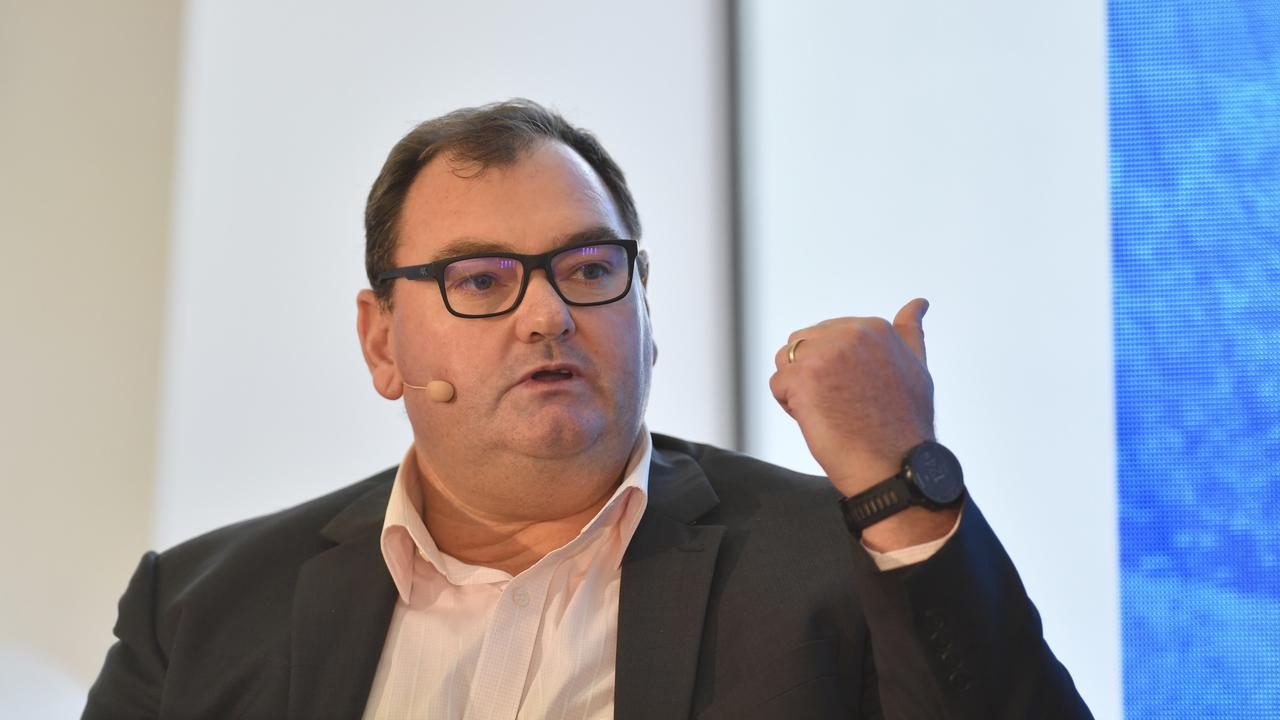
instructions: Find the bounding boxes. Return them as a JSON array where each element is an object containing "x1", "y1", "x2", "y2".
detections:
[{"x1": 513, "y1": 269, "x2": 575, "y2": 342}]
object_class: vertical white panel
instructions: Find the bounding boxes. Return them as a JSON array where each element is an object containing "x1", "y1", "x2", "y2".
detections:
[
  {"x1": 0, "y1": 0, "x2": 181, "y2": 710},
  {"x1": 738, "y1": 1, "x2": 1119, "y2": 716},
  {"x1": 157, "y1": 1, "x2": 730, "y2": 545}
]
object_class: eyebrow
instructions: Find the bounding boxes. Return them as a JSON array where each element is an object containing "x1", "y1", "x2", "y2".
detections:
[{"x1": 428, "y1": 226, "x2": 624, "y2": 263}]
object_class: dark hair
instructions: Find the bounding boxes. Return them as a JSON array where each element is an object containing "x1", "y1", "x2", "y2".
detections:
[{"x1": 364, "y1": 99, "x2": 643, "y2": 307}]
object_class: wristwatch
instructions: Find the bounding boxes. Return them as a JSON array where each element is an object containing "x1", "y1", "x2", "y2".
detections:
[{"x1": 839, "y1": 440, "x2": 966, "y2": 536}]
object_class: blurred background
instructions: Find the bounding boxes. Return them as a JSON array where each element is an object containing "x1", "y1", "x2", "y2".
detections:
[{"x1": 1, "y1": 0, "x2": 1275, "y2": 717}]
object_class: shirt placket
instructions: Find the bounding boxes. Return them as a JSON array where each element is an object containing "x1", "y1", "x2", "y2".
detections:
[{"x1": 462, "y1": 566, "x2": 555, "y2": 720}]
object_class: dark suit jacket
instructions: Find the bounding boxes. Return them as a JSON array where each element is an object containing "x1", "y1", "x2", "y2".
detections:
[{"x1": 84, "y1": 434, "x2": 1092, "y2": 719}]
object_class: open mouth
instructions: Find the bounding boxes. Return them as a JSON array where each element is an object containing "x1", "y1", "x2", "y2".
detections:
[{"x1": 529, "y1": 368, "x2": 575, "y2": 382}]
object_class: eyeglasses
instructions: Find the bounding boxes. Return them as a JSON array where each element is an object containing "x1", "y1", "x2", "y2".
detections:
[{"x1": 376, "y1": 239, "x2": 638, "y2": 318}]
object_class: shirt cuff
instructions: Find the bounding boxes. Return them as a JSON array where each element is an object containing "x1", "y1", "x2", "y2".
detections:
[{"x1": 861, "y1": 507, "x2": 963, "y2": 571}]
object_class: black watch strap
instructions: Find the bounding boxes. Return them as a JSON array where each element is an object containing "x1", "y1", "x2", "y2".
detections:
[{"x1": 840, "y1": 473, "x2": 913, "y2": 536}]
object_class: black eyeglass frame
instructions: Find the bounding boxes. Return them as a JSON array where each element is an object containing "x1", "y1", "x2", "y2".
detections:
[{"x1": 376, "y1": 239, "x2": 639, "y2": 319}]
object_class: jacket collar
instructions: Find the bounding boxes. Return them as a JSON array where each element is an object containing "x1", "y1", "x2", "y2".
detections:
[
  {"x1": 615, "y1": 437, "x2": 725, "y2": 720},
  {"x1": 287, "y1": 435, "x2": 726, "y2": 720},
  {"x1": 289, "y1": 473, "x2": 399, "y2": 720},
  {"x1": 644, "y1": 437, "x2": 721, "y2": 523}
]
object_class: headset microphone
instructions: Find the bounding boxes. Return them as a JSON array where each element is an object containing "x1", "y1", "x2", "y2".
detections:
[{"x1": 402, "y1": 380, "x2": 455, "y2": 403}]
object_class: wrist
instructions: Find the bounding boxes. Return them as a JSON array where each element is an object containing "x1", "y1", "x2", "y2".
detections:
[
  {"x1": 838, "y1": 440, "x2": 965, "y2": 540},
  {"x1": 828, "y1": 434, "x2": 934, "y2": 497},
  {"x1": 830, "y1": 458, "x2": 902, "y2": 497},
  {"x1": 859, "y1": 505, "x2": 961, "y2": 553}
]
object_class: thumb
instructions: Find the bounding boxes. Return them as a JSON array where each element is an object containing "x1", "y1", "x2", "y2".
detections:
[{"x1": 893, "y1": 297, "x2": 929, "y2": 364}]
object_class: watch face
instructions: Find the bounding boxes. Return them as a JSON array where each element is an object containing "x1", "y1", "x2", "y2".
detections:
[{"x1": 908, "y1": 442, "x2": 965, "y2": 504}]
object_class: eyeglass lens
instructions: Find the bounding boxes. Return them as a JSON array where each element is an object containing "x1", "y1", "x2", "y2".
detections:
[{"x1": 441, "y1": 243, "x2": 631, "y2": 316}]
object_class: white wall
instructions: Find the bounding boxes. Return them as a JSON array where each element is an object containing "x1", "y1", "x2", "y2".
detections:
[
  {"x1": 155, "y1": 0, "x2": 733, "y2": 546},
  {"x1": 0, "y1": 0, "x2": 181, "y2": 712},
  {"x1": 738, "y1": 1, "x2": 1119, "y2": 716}
]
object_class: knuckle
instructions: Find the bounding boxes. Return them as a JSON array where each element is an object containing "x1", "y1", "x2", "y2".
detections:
[{"x1": 844, "y1": 318, "x2": 892, "y2": 343}]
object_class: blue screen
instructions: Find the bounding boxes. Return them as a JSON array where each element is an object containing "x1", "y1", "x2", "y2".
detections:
[{"x1": 1111, "y1": 0, "x2": 1280, "y2": 715}]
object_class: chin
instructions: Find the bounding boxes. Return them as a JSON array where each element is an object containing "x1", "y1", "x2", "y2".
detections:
[{"x1": 509, "y1": 409, "x2": 610, "y2": 459}]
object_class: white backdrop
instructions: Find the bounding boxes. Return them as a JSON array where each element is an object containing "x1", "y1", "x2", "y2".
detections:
[
  {"x1": 154, "y1": 0, "x2": 733, "y2": 547},
  {"x1": 738, "y1": 1, "x2": 1120, "y2": 716}
]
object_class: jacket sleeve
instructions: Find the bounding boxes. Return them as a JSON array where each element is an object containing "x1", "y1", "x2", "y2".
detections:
[
  {"x1": 849, "y1": 498, "x2": 1094, "y2": 719},
  {"x1": 82, "y1": 551, "x2": 165, "y2": 720}
]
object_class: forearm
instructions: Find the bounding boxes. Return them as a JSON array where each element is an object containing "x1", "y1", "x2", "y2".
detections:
[{"x1": 851, "y1": 499, "x2": 1093, "y2": 719}]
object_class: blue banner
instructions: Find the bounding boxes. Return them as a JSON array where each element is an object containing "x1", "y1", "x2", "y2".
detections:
[{"x1": 1110, "y1": 0, "x2": 1280, "y2": 715}]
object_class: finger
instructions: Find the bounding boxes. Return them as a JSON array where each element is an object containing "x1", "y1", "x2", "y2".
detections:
[
  {"x1": 892, "y1": 297, "x2": 929, "y2": 364},
  {"x1": 768, "y1": 370, "x2": 795, "y2": 417},
  {"x1": 775, "y1": 332, "x2": 815, "y2": 371},
  {"x1": 774, "y1": 342, "x2": 791, "y2": 372}
]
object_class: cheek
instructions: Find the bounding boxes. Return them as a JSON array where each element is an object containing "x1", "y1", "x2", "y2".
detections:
[
  {"x1": 434, "y1": 336, "x2": 501, "y2": 386},
  {"x1": 392, "y1": 314, "x2": 468, "y2": 383},
  {"x1": 598, "y1": 304, "x2": 652, "y2": 384}
]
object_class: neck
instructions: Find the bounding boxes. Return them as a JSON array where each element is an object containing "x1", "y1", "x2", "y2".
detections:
[{"x1": 411, "y1": 431, "x2": 644, "y2": 576}]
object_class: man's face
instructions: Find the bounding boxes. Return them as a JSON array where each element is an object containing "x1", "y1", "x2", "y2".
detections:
[{"x1": 372, "y1": 140, "x2": 653, "y2": 464}]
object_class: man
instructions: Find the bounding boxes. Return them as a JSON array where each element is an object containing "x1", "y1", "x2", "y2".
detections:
[{"x1": 84, "y1": 100, "x2": 1092, "y2": 719}]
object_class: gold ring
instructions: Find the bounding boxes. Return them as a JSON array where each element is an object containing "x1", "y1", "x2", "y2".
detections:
[{"x1": 787, "y1": 338, "x2": 806, "y2": 364}]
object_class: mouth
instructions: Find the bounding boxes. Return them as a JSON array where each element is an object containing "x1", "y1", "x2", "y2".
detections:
[{"x1": 521, "y1": 363, "x2": 582, "y2": 385}]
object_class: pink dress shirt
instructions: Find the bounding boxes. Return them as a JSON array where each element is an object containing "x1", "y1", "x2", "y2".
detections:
[
  {"x1": 362, "y1": 434, "x2": 957, "y2": 720},
  {"x1": 362, "y1": 436, "x2": 652, "y2": 720}
]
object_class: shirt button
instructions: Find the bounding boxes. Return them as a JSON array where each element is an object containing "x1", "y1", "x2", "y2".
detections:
[{"x1": 512, "y1": 588, "x2": 530, "y2": 607}]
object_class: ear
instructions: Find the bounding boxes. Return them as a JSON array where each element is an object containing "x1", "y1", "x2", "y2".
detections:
[
  {"x1": 637, "y1": 248, "x2": 650, "y2": 289},
  {"x1": 356, "y1": 289, "x2": 405, "y2": 400}
]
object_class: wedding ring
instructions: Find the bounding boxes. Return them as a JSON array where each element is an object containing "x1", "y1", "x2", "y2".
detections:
[{"x1": 787, "y1": 338, "x2": 806, "y2": 364}]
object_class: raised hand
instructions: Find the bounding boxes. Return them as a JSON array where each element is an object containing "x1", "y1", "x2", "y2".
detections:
[{"x1": 769, "y1": 298, "x2": 956, "y2": 549}]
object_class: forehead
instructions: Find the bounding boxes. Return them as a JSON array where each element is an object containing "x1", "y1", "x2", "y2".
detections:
[{"x1": 397, "y1": 140, "x2": 625, "y2": 261}]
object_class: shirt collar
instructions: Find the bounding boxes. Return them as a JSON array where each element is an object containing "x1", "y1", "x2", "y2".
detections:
[{"x1": 379, "y1": 430, "x2": 653, "y2": 603}]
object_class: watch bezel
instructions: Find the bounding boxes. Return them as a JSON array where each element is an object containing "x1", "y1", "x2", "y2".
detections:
[{"x1": 905, "y1": 441, "x2": 966, "y2": 506}]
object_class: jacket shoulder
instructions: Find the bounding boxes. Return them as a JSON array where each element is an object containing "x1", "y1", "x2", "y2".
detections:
[
  {"x1": 162, "y1": 467, "x2": 395, "y2": 552},
  {"x1": 651, "y1": 432, "x2": 840, "y2": 521},
  {"x1": 152, "y1": 468, "x2": 396, "y2": 614}
]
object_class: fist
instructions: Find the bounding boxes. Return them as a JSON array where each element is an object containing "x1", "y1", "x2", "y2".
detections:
[{"x1": 769, "y1": 298, "x2": 936, "y2": 497}]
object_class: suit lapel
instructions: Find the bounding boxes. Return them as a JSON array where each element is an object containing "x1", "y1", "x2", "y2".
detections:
[
  {"x1": 282, "y1": 444, "x2": 723, "y2": 720},
  {"x1": 288, "y1": 478, "x2": 399, "y2": 720},
  {"x1": 615, "y1": 444, "x2": 724, "y2": 720}
]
